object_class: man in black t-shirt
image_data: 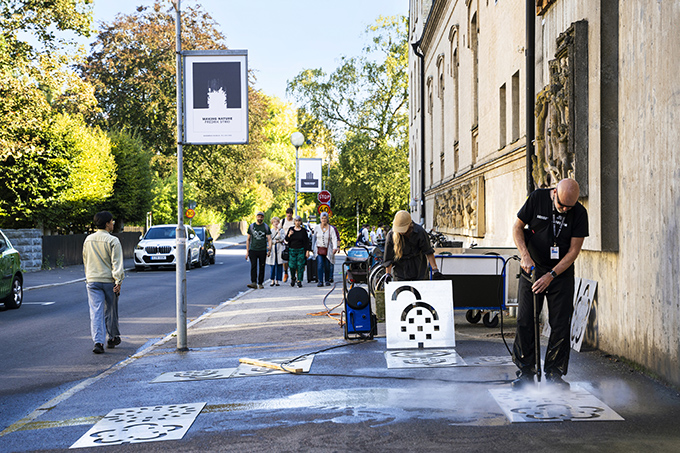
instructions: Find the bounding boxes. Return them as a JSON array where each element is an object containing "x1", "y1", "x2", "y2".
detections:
[
  {"x1": 245, "y1": 212, "x2": 272, "y2": 289},
  {"x1": 511, "y1": 178, "x2": 589, "y2": 389}
]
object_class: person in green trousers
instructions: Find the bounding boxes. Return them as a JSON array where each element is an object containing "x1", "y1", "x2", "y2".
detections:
[{"x1": 284, "y1": 216, "x2": 311, "y2": 287}]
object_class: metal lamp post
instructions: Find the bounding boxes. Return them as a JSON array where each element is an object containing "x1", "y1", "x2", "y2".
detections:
[{"x1": 290, "y1": 132, "x2": 305, "y2": 217}]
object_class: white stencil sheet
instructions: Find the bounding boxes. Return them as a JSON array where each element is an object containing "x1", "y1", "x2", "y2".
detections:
[
  {"x1": 385, "y1": 349, "x2": 466, "y2": 368},
  {"x1": 385, "y1": 280, "x2": 455, "y2": 349},
  {"x1": 541, "y1": 278, "x2": 598, "y2": 352},
  {"x1": 489, "y1": 386, "x2": 623, "y2": 423},
  {"x1": 151, "y1": 368, "x2": 237, "y2": 383},
  {"x1": 462, "y1": 355, "x2": 515, "y2": 367},
  {"x1": 230, "y1": 356, "x2": 314, "y2": 378},
  {"x1": 70, "y1": 402, "x2": 206, "y2": 448}
]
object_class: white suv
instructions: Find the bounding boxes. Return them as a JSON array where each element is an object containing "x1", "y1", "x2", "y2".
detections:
[{"x1": 134, "y1": 224, "x2": 202, "y2": 271}]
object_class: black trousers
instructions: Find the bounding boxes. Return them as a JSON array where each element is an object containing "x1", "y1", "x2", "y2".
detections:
[
  {"x1": 512, "y1": 269, "x2": 575, "y2": 376},
  {"x1": 249, "y1": 250, "x2": 267, "y2": 285}
]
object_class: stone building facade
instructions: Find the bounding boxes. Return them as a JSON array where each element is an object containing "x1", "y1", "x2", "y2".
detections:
[{"x1": 409, "y1": 0, "x2": 680, "y2": 387}]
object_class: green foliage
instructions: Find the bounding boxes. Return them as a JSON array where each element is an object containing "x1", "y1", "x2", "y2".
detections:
[
  {"x1": 79, "y1": 1, "x2": 227, "y2": 156},
  {"x1": 287, "y1": 16, "x2": 410, "y2": 224},
  {"x1": 106, "y1": 130, "x2": 153, "y2": 230},
  {"x1": 0, "y1": 113, "x2": 115, "y2": 230}
]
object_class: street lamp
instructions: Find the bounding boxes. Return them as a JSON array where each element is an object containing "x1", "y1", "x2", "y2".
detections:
[{"x1": 290, "y1": 132, "x2": 305, "y2": 217}]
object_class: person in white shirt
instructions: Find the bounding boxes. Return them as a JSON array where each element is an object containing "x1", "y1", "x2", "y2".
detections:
[
  {"x1": 312, "y1": 212, "x2": 339, "y2": 286},
  {"x1": 83, "y1": 211, "x2": 124, "y2": 354}
]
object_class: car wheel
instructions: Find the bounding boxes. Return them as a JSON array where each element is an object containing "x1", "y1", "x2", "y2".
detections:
[
  {"x1": 3, "y1": 275, "x2": 23, "y2": 309},
  {"x1": 196, "y1": 250, "x2": 203, "y2": 268},
  {"x1": 209, "y1": 248, "x2": 216, "y2": 264},
  {"x1": 186, "y1": 252, "x2": 192, "y2": 270}
]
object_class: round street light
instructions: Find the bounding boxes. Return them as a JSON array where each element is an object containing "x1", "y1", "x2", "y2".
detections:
[
  {"x1": 290, "y1": 132, "x2": 305, "y2": 217},
  {"x1": 290, "y1": 132, "x2": 305, "y2": 148}
]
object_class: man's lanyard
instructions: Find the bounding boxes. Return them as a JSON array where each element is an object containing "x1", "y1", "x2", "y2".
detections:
[{"x1": 552, "y1": 211, "x2": 566, "y2": 246}]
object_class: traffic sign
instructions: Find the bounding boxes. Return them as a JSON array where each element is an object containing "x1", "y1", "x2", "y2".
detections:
[
  {"x1": 318, "y1": 190, "x2": 331, "y2": 204},
  {"x1": 185, "y1": 209, "x2": 196, "y2": 219},
  {"x1": 318, "y1": 204, "x2": 332, "y2": 216}
]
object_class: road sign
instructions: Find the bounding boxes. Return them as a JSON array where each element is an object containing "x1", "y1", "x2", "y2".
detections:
[
  {"x1": 185, "y1": 209, "x2": 196, "y2": 219},
  {"x1": 318, "y1": 190, "x2": 331, "y2": 204},
  {"x1": 318, "y1": 205, "x2": 331, "y2": 216}
]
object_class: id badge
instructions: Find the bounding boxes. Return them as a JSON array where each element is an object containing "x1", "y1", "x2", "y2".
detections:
[{"x1": 550, "y1": 246, "x2": 560, "y2": 260}]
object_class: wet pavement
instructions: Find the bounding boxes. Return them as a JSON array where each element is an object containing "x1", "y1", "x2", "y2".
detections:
[{"x1": 4, "y1": 240, "x2": 680, "y2": 452}]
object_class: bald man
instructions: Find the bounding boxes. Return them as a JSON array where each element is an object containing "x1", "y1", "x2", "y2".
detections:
[{"x1": 511, "y1": 178, "x2": 589, "y2": 389}]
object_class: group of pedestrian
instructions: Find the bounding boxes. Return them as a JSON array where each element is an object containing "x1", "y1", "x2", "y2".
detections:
[
  {"x1": 246, "y1": 208, "x2": 340, "y2": 289},
  {"x1": 356, "y1": 222, "x2": 385, "y2": 249}
]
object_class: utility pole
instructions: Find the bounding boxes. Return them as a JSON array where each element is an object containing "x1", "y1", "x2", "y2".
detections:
[{"x1": 173, "y1": 0, "x2": 188, "y2": 351}]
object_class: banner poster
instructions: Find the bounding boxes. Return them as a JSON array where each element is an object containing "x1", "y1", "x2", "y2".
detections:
[
  {"x1": 297, "y1": 158, "x2": 323, "y2": 193},
  {"x1": 184, "y1": 50, "x2": 249, "y2": 145}
]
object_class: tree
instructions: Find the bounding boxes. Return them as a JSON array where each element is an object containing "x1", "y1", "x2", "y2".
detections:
[
  {"x1": 106, "y1": 130, "x2": 153, "y2": 231},
  {"x1": 79, "y1": 1, "x2": 227, "y2": 156},
  {"x1": 287, "y1": 16, "x2": 410, "y2": 232}
]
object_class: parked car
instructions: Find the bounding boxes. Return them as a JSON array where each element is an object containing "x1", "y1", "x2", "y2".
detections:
[
  {"x1": 134, "y1": 224, "x2": 202, "y2": 271},
  {"x1": 194, "y1": 227, "x2": 216, "y2": 266},
  {"x1": 0, "y1": 229, "x2": 23, "y2": 309}
]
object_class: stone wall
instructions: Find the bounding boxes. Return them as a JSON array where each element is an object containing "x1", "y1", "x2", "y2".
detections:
[{"x1": 2, "y1": 229, "x2": 42, "y2": 271}]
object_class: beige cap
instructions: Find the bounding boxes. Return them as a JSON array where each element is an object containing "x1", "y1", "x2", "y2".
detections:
[{"x1": 392, "y1": 210, "x2": 412, "y2": 234}]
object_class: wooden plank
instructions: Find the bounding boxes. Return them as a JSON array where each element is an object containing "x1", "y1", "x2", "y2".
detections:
[{"x1": 239, "y1": 358, "x2": 303, "y2": 374}]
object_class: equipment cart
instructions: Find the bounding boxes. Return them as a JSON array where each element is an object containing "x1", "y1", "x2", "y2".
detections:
[{"x1": 434, "y1": 253, "x2": 515, "y2": 327}]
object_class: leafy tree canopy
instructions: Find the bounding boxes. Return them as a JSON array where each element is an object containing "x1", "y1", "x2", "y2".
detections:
[{"x1": 288, "y1": 16, "x2": 410, "y2": 236}]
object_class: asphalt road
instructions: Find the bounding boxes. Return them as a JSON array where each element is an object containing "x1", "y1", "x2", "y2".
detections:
[{"x1": 0, "y1": 244, "x2": 250, "y2": 433}]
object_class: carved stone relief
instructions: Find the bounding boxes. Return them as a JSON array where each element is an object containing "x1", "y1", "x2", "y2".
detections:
[
  {"x1": 432, "y1": 176, "x2": 485, "y2": 237},
  {"x1": 533, "y1": 20, "x2": 588, "y2": 192}
]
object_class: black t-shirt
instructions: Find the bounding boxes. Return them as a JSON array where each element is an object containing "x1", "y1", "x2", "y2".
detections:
[
  {"x1": 517, "y1": 188, "x2": 589, "y2": 274},
  {"x1": 383, "y1": 222, "x2": 435, "y2": 280},
  {"x1": 284, "y1": 227, "x2": 310, "y2": 251}
]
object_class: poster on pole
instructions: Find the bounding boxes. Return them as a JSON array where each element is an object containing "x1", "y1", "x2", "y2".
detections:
[
  {"x1": 298, "y1": 158, "x2": 323, "y2": 193},
  {"x1": 184, "y1": 50, "x2": 248, "y2": 145}
]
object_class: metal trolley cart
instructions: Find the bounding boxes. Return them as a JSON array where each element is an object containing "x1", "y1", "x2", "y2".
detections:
[{"x1": 434, "y1": 254, "x2": 513, "y2": 327}]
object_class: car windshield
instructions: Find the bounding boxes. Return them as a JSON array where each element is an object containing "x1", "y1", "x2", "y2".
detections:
[
  {"x1": 144, "y1": 227, "x2": 176, "y2": 240},
  {"x1": 194, "y1": 228, "x2": 205, "y2": 241}
]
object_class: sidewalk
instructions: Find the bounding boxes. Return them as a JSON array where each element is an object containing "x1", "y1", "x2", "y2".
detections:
[
  {"x1": 4, "y1": 265, "x2": 680, "y2": 451},
  {"x1": 23, "y1": 235, "x2": 248, "y2": 291}
]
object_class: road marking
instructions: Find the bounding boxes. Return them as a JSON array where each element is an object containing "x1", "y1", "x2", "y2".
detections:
[{"x1": 23, "y1": 302, "x2": 56, "y2": 306}]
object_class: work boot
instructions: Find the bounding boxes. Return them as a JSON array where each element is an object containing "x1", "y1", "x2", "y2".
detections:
[
  {"x1": 546, "y1": 373, "x2": 571, "y2": 390},
  {"x1": 511, "y1": 369, "x2": 535, "y2": 390},
  {"x1": 247, "y1": 282, "x2": 257, "y2": 289}
]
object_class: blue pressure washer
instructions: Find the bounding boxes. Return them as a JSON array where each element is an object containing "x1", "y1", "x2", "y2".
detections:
[{"x1": 342, "y1": 285, "x2": 377, "y2": 341}]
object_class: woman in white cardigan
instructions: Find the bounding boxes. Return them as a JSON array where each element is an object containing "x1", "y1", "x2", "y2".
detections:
[
  {"x1": 312, "y1": 212, "x2": 339, "y2": 286},
  {"x1": 266, "y1": 217, "x2": 286, "y2": 285}
]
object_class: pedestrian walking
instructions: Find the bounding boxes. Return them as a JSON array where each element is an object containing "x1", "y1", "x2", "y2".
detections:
[
  {"x1": 356, "y1": 223, "x2": 371, "y2": 246},
  {"x1": 312, "y1": 212, "x2": 339, "y2": 286},
  {"x1": 383, "y1": 210, "x2": 441, "y2": 281},
  {"x1": 280, "y1": 207, "x2": 295, "y2": 283},
  {"x1": 82, "y1": 211, "x2": 124, "y2": 354},
  {"x1": 266, "y1": 216, "x2": 285, "y2": 286},
  {"x1": 284, "y1": 215, "x2": 310, "y2": 287},
  {"x1": 511, "y1": 178, "x2": 589, "y2": 389},
  {"x1": 245, "y1": 212, "x2": 272, "y2": 289}
]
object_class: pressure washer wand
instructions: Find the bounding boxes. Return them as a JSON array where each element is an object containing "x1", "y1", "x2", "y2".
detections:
[{"x1": 531, "y1": 268, "x2": 542, "y2": 382}]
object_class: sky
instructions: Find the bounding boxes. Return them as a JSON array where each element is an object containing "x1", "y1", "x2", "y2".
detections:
[{"x1": 84, "y1": 0, "x2": 410, "y2": 102}]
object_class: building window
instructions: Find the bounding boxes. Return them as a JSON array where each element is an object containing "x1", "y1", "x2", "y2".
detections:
[
  {"x1": 499, "y1": 83, "x2": 507, "y2": 149},
  {"x1": 512, "y1": 70, "x2": 520, "y2": 142}
]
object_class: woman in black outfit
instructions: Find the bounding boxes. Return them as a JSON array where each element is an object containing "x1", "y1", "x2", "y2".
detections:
[{"x1": 284, "y1": 216, "x2": 311, "y2": 287}]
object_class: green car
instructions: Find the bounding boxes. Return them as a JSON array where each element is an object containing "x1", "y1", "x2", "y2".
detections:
[{"x1": 0, "y1": 229, "x2": 23, "y2": 309}]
